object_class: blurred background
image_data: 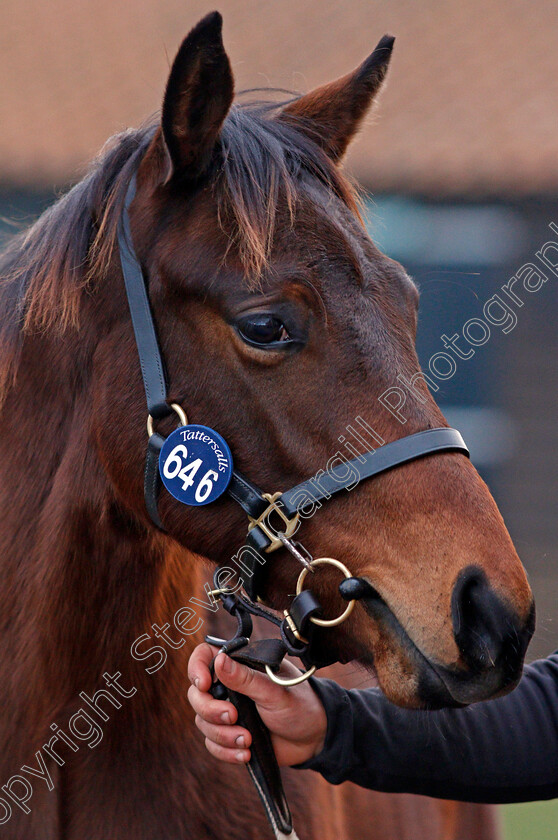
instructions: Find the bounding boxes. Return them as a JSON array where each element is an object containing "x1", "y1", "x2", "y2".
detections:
[{"x1": 1, "y1": 2, "x2": 556, "y2": 837}]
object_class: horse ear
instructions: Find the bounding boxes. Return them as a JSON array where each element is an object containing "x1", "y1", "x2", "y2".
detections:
[
  {"x1": 280, "y1": 35, "x2": 395, "y2": 162},
  {"x1": 161, "y1": 12, "x2": 234, "y2": 180}
]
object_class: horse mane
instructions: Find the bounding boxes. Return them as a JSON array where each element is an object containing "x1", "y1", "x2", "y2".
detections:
[{"x1": 0, "y1": 97, "x2": 362, "y2": 406}]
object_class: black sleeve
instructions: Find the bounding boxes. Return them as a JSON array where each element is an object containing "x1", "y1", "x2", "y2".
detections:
[{"x1": 297, "y1": 652, "x2": 558, "y2": 803}]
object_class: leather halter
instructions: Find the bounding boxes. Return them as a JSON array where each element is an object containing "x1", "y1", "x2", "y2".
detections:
[
  {"x1": 118, "y1": 173, "x2": 468, "y2": 595},
  {"x1": 117, "y1": 172, "x2": 469, "y2": 839}
]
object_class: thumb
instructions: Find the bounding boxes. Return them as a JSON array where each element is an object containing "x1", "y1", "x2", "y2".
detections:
[{"x1": 214, "y1": 653, "x2": 289, "y2": 709}]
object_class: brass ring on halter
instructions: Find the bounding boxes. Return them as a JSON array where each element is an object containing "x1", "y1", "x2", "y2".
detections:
[
  {"x1": 296, "y1": 557, "x2": 356, "y2": 627},
  {"x1": 146, "y1": 403, "x2": 188, "y2": 438},
  {"x1": 264, "y1": 664, "x2": 317, "y2": 687}
]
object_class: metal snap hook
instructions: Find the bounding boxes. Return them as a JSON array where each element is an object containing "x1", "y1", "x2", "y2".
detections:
[{"x1": 277, "y1": 533, "x2": 314, "y2": 571}]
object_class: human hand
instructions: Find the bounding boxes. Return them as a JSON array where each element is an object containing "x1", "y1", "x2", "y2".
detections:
[{"x1": 187, "y1": 643, "x2": 328, "y2": 767}]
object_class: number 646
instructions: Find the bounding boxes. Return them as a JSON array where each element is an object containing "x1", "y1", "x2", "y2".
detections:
[{"x1": 162, "y1": 445, "x2": 218, "y2": 503}]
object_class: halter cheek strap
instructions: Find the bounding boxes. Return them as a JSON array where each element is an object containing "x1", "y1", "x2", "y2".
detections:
[
  {"x1": 118, "y1": 177, "x2": 170, "y2": 420},
  {"x1": 119, "y1": 175, "x2": 273, "y2": 531}
]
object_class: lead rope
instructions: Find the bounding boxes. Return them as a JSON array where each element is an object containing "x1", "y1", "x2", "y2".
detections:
[
  {"x1": 246, "y1": 766, "x2": 300, "y2": 840},
  {"x1": 205, "y1": 562, "x2": 368, "y2": 840}
]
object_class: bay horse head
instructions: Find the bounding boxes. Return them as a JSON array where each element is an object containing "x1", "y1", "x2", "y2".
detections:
[{"x1": 1, "y1": 12, "x2": 533, "y2": 718}]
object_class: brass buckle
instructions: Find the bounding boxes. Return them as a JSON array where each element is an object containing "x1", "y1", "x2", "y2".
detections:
[{"x1": 248, "y1": 492, "x2": 300, "y2": 553}]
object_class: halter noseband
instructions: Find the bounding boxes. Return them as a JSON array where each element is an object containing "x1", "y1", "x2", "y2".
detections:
[{"x1": 117, "y1": 172, "x2": 469, "y2": 840}]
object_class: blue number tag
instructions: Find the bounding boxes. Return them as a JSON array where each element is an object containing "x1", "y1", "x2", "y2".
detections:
[{"x1": 158, "y1": 425, "x2": 233, "y2": 506}]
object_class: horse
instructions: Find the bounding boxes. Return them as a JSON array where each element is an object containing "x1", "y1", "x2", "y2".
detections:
[{"x1": 0, "y1": 11, "x2": 534, "y2": 839}]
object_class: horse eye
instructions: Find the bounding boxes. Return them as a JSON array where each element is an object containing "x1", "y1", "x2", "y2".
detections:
[{"x1": 236, "y1": 314, "x2": 292, "y2": 347}]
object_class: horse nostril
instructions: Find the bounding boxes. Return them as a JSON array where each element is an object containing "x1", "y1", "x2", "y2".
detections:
[{"x1": 451, "y1": 567, "x2": 530, "y2": 675}]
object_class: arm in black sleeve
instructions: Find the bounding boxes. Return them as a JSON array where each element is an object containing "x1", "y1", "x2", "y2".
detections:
[{"x1": 298, "y1": 652, "x2": 558, "y2": 803}]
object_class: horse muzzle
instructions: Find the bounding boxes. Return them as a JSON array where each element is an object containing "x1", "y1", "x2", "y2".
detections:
[{"x1": 340, "y1": 572, "x2": 535, "y2": 708}]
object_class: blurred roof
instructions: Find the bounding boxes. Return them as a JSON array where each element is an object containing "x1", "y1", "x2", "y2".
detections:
[{"x1": 1, "y1": 0, "x2": 558, "y2": 195}]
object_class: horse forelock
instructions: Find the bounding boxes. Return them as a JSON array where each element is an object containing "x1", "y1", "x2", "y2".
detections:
[{"x1": 215, "y1": 100, "x2": 363, "y2": 284}]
